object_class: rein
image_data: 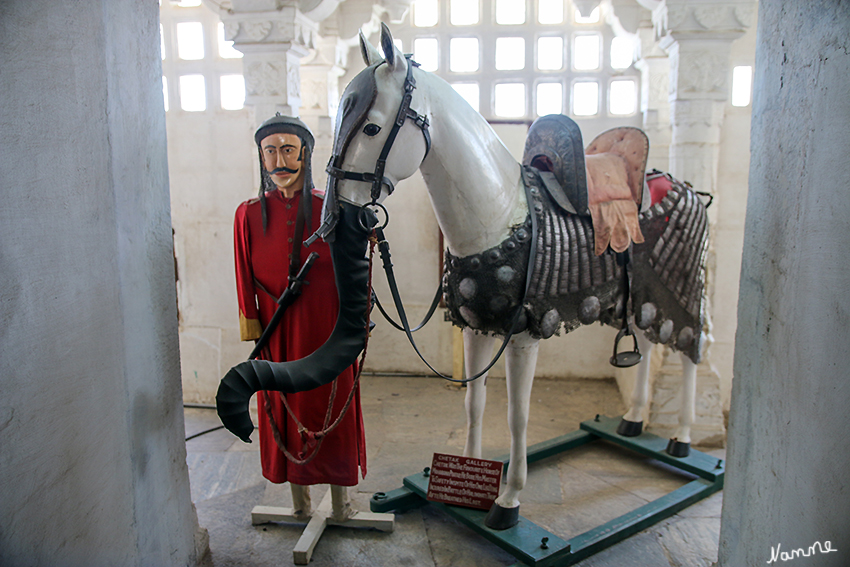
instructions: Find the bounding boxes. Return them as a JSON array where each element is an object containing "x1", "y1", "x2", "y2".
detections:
[
  {"x1": 365, "y1": 174, "x2": 540, "y2": 384},
  {"x1": 373, "y1": 284, "x2": 443, "y2": 333}
]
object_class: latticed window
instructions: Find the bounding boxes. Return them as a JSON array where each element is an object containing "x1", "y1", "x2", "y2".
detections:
[
  {"x1": 393, "y1": 0, "x2": 640, "y2": 123},
  {"x1": 159, "y1": 0, "x2": 246, "y2": 112}
]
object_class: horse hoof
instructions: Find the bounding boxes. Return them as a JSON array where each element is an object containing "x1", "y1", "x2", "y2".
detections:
[
  {"x1": 484, "y1": 503, "x2": 519, "y2": 530},
  {"x1": 666, "y1": 439, "x2": 690, "y2": 457},
  {"x1": 617, "y1": 418, "x2": 643, "y2": 437}
]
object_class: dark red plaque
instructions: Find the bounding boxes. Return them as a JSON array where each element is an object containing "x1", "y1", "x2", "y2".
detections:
[{"x1": 425, "y1": 453, "x2": 503, "y2": 510}]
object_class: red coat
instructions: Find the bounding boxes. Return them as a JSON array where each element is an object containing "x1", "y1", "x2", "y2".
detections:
[{"x1": 233, "y1": 189, "x2": 366, "y2": 486}]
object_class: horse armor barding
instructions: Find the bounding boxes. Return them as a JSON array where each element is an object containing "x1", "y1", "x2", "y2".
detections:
[{"x1": 443, "y1": 165, "x2": 708, "y2": 365}]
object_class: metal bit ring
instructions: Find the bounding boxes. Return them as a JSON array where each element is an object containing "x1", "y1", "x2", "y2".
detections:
[{"x1": 358, "y1": 201, "x2": 389, "y2": 231}]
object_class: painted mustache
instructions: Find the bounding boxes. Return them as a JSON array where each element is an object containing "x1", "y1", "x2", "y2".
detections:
[{"x1": 271, "y1": 166, "x2": 299, "y2": 175}]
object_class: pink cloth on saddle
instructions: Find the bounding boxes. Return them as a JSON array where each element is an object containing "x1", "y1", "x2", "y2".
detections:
[{"x1": 584, "y1": 128, "x2": 648, "y2": 255}]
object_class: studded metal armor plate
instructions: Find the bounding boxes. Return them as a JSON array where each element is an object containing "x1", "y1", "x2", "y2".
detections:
[{"x1": 443, "y1": 167, "x2": 708, "y2": 363}]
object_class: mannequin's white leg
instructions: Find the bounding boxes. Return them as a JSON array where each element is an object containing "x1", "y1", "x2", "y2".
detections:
[
  {"x1": 290, "y1": 483, "x2": 312, "y2": 520},
  {"x1": 330, "y1": 484, "x2": 355, "y2": 522}
]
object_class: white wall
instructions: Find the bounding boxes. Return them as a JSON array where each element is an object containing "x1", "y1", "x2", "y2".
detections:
[
  {"x1": 719, "y1": 1, "x2": 850, "y2": 564},
  {"x1": 170, "y1": 110, "x2": 257, "y2": 402},
  {"x1": 0, "y1": 1, "x2": 203, "y2": 565}
]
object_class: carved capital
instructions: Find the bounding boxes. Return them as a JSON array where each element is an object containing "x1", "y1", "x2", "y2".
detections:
[
  {"x1": 244, "y1": 59, "x2": 288, "y2": 97},
  {"x1": 242, "y1": 21, "x2": 272, "y2": 41},
  {"x1": 653, "y1": 0, "x2": 755, "y2": 41},
  {"x1": 378, "y1": 0, "x2": 414, "y2": 23},
  {"x1": 668, "y1": 45, "x2": 730, "y2": 99},
  {"x1": 221, "y1": 9, "x2": 317, "y2": 52},
  {"x1": 243, "y1": 54, "x2": 300, "y2": 96}
]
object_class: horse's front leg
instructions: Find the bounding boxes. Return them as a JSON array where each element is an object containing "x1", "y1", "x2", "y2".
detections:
[
  {"x1": 462, "y1": 328, "x2": 495, "y2": 459},
  {"x1": 618, "y1": 330, "x2": 654, "y2": 436},
  {"x1": 485, "y1": 331, "x2": 538, "y2": 530}
]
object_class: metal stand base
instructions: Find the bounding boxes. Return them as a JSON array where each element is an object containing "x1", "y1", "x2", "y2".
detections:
[{"x1": 370, "y1": 415, "x2": 724, "y2": 567}]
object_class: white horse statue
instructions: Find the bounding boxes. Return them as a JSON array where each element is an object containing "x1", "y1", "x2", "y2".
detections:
[{"x1": 217, "y1": 23, "x2": 708, "y2": 530}]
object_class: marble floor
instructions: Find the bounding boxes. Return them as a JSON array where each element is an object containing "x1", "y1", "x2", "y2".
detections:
[{"x1": 187, "y1": 375, "x2": 723, "y2": 567}]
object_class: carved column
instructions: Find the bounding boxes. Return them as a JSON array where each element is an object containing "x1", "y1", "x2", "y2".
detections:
[
  {"x1": 299, "y1": 28, "x2": 345, "y2": 191},
  {"x1": 607, "y1": 2, "x2": 669, "y2": 170},
  {"x1": 645, "y1": 0, "x2": 755, "y2": 445},
  {"x1": 655, "y1": 0, "x2": 755, "y2": 189},
  {"x1": 220, "y1": 1, "x2": 318, "y2": 122},
  {"x1": 635, "y1": 18, "x2": 670, "y2": 172}
]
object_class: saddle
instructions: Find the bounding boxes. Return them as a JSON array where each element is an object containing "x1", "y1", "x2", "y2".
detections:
[{"x1": 523, "y1": 116, "x2": 649, "y2": 255}]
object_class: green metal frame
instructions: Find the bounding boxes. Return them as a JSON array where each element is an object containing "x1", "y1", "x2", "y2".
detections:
[{"x1": 370, "y1": 415, "x2": 724, "y2": 567}]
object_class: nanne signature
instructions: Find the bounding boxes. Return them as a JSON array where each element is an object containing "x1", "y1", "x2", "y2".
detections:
[{"x1": 767, "y1": 540, "x2": 837, "y2": 564}]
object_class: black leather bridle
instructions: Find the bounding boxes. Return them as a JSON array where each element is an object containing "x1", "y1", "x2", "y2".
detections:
[{"x1": 326, "y1": 56, "x2": 431, "y2": 205}]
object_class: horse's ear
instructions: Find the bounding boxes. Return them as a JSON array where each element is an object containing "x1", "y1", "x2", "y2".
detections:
[
  {"x1": 359, "y1": 29, "x2": 383, "y2": 66},
  {"x1": 380, "y1": 22, "x2": 405, "y2": 73}
]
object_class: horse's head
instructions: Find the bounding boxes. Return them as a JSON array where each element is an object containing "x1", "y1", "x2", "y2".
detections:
[{"x1": 314, "y1": 23, "x2": 431, "y2": 242}]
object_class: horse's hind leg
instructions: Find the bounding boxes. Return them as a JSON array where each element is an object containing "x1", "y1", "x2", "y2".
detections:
[
  {"x1": 617, "y1": 330, "x2": 654, "y2": 436},
  {"x1": 666, "y1": 353, "x2": 696, "y2": 457},
  {"x1": 462, "y1": 328, "x2": 495, "y2": 459},
  {"x1": 484, "y1": 332, "x2": 539, "y2": 530}
]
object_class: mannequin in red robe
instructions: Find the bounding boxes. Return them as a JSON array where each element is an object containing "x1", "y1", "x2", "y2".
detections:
[{"x1": 233, "y1": 115, "x2": 366, "y2": 521}]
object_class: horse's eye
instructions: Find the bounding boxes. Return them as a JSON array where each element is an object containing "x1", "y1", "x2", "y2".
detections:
[{"x1": 364, "y1": 124, "x2": 381, "y2": 136}]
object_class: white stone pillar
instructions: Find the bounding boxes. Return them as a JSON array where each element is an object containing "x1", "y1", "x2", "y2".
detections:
[
  {"x1": 720, "y1": 2, "x2": 850, "y2": 562},
  {"x1": 299, "y1": 26, "x2": 346, "y2": 191},
  {"x1": 655, "y1": 0, "x2": 755, "y2": 191},
  {"x1": 635, "y1": 19, "x2": 671, "y2": 172},
  {"x1": 220, "y1": 1, "x2": 318, "y2": 123},
  {"x1": 0, "y1": 0, "x2": 204, "y2": 563},
  {"x1": 646, "y1": 0, "x2": 755, "y2": 445}
]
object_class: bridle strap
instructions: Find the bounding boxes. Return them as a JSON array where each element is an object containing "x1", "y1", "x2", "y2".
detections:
[
  {"x1": 326, "y1": 56, "x2": 430, "y2": 205},
  {"x1": 326, "y1": 166, "x2": 396, "y2": 197}
]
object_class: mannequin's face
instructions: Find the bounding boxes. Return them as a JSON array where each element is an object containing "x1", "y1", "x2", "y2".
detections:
[{"x1": 260, "y1": 133, "x2": 305, "y2": 197}]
